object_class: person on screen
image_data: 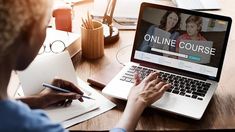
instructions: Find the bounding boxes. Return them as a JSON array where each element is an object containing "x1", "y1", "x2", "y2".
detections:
[
  {"x1": 0, "y1": 0, "x2": 170, "y2": 132},
  {"x1": 176, "y1": 15, "x2": 207, "y2": 52},
  {"x1": 139, "y1": 11, "x2": 181, "y2": 53}
]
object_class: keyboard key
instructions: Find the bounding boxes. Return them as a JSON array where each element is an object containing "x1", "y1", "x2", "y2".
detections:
[
  {"x1": 180, "y1": 88, "x2": 186, "y2": 92},
  {"x1": 191, "y1": 88, "x2": 196, "y2": 91},
  {"x1": 192, "y1": 95, "x2": 197, "y2": 99},
  {"x1": 172, "y1": 90, "x2": 179, "y2": 94},
  {"x1": 185, "y1": 94, "x2": 191, "y2": 97},
  {"x1": 197, "y1": 86, "x2": 203, "y2": 90},
  {"x1": 131, "y1": 79, "x2": 135, "y2": 83},
  {"x1": 125, "y1": 73, "x2": 134, "y2": 77},
  {"x1": 191, "y1": 84, "x2": 196, "y2": 88},
  {"x1": 186, "y1": 90, "x2": 192, "y2": 93},
  {"x1": 179, "y1": 92, "x2": 185, "y2": 96},
  {"x1": 174, "y1": 88, "x2": 180, "y2": 91},
  {"x1": 192, "y1": 91, "x2": 205, "y2": 97},
  {"x1": 203, "y1": 88, "x2": 209, "y2": 91},
  {"x1": 125, "y1": 78, "x2": 132, "y2": 82},
  {"x1": 166, "y1": 89, "x2": 172, "y2": 92},
  {"x1": 120, "y1": 76, "x2": 126, "y2": 81},
  {"x1": 185, "y1": 86, "x2": 190, "y2": 89},
  {"x1": 197, "y1": 89, "x2": 207, "y2": 94},
  {"x1": 127, "y1": 70, "x2": 135, "y2": 74},
  {"x1": 197, "y1": 97, "x2": 203, "y2": 100}
]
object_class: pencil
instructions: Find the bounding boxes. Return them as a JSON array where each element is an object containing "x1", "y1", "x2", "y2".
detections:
[
  {"x1": 81, "y1": 11, "x2": 94, "y2": 29},
  {"x1": 82, "y1": 18, "x2": 88, "y2": 29},
  {"x1": 87, "y1": 11, "x2": 94, "y2": 29},
  {"x1": 42, "y1": 83, "x2": 95, "y2": 100}
]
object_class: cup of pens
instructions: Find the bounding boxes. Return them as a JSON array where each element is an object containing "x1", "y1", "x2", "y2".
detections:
[{"x1": 81, "y1": 15, "x2": 104, "y2": 59}]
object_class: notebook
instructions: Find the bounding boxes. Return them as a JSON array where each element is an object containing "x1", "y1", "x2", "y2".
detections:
[{"x1": 17, "y1": 51, "x2": 99, "y2": 123}]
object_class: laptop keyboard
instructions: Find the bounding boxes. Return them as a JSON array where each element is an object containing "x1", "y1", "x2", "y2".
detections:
[{"x1": 120, "y1": 65, "x2": 211, "y2": 101}]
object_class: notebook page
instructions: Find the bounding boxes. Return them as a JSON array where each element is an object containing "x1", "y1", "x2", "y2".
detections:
[{"x1": 45, "y1": 99, "x2": 99, "y2": 123}]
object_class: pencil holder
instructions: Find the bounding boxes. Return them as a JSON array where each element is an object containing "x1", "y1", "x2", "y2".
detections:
[{"x1": 81, "y1": 20, "x2": 104, "y2": 59}]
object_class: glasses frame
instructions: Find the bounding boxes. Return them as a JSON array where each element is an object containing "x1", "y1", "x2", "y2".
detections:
[{"x1": 38, "y1": 40, "x2": 66, "y2": 55}]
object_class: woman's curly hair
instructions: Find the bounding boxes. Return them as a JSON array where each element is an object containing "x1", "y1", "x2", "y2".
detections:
[{"x1": 0, "y1": 0, "x2": 51, "y2": 57}]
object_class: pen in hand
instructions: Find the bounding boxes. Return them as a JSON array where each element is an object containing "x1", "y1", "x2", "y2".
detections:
[{"x1": 42, "y1": 83, "x2": 95, "y2": 100}]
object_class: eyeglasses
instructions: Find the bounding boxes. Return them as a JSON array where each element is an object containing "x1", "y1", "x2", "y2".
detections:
[{"x1": 38, "y1": 40, "x2": 66, "y2": 55}]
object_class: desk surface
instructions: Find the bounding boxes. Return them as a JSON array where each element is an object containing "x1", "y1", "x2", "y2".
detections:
[{"x1": 68, "y1": 0, "x2": 235, "y2": 131}]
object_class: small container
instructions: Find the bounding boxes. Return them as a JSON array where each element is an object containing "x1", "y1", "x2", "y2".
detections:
[
  {"x1": 53, "y1": 7, "x2": 72, "y2": 32},
  {"x1": 81, "y1": 20, "x2": 104, "y2": 59}
]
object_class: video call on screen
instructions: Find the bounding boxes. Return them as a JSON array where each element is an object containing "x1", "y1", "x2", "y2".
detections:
[{"x1": 134, "y1": 7, "x2": 229, "y2": 77}]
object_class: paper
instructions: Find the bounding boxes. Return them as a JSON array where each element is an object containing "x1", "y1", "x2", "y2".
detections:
[
  {"x1": 17, "y1": 51, "x2": 79, "y2": 96},
  {"x1": 61, "y1": 77, "x2": 116, "y2": 128},
  {"x1": 17, "y1": 51, "x2": 98, "y2": 123},
  {"x1": 45, "y1": 99, "x2": 98, "y2": 123},
  {"x1": 17, "y1": 51, "x2": 116, "y2": 126}
]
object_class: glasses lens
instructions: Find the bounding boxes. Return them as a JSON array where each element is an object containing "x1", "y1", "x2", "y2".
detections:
[{"x1": 51, "y1": 40, "x2": 65, "y2": 53}]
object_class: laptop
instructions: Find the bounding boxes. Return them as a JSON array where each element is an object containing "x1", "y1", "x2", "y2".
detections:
[
  {"x1": 173, "y1": 0, "x2": 221, "y2": 10},
  {"x1": 102, "y1": 3, "x2": 232, "y2": 120},
  {"x1": 178, "y1": 40, "x2": 213, "y2": 64}
]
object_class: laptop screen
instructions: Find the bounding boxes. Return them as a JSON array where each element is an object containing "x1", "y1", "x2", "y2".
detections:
[{"x1": 131, "y1": 3, "x2": 232, "y2": 81}]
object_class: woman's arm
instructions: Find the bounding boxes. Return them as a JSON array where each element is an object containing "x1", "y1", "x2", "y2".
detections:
[{"x1": 114, "y1": 72, "x2": 170, "y2": 132}]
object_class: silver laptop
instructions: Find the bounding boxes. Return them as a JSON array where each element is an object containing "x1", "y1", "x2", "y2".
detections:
[{"x1": 102, "y1": 3, "x2": 232, "y2": 120}]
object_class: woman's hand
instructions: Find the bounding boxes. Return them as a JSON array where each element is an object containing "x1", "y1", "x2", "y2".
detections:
[
  {"x1": 128, "y1": 72, "x2": 171, "y2": 108},
  {"x1": 18, "y1": 78, "x2": 84, "y2": 109},
  {"x1": 38, "y1": 78, "x2": 84, "y2": 108},
  {"x1": 115, "y1": 72, "x2": 171, "y2": 132}
]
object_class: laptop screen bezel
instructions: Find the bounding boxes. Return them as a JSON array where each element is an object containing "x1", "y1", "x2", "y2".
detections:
[{"x1": 131, "y1": 2, "x2": 232, "y2": 82}]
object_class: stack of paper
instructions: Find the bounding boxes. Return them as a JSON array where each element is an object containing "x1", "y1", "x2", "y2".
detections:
[
  {"x1": 17, "y1": 51, "x2": 116, "y2": 127},
  {"x1": 45, "y1": 99, "x2": 98, "y2": 123}
]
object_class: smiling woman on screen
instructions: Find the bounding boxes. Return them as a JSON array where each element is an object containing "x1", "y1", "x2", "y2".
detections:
[{"x1": 139, "y1": 11, "x2": 181, "y2": 53}]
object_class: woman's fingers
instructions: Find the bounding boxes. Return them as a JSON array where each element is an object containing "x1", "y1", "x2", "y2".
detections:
[
  {"x1": 155, "y1": 81, "x2": 166, "y2": 89},
  {"x1": 52, "y1": 78, "x2": 84, "y2": 95},
  {"x1": 143, "y1": 72, "x2": 159, "y2": 83},
  {"x1": 159, "y1": 84, "x2": 171, "y2": 93},
  {"x1": 64, "y1": 99, "x2": 73, "y2": 107},
  {"x1": 152, "y1": 83, "x2": 171, "y2": 101},
  {"x1": 146, "y1": 77, "x2": 162, "y2": 89},
  {"x1": 55, "y1": 92, "x2": 81, "y2": 101},
  {"x1": 134, "y1": 73, "x2": 141, "y2": 85}
]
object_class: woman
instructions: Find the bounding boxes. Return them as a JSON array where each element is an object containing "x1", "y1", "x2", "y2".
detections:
[
  {"x1": 0, "y1": 0, "x2": 170, "y2": 132},
  {"x1": 139, "y1": 11, "x2": 181, "y2": 53}
]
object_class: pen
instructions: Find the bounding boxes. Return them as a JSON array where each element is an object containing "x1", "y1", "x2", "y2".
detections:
[{"x1": 42, "y1": 83, "x2": 95, "y2": 100}]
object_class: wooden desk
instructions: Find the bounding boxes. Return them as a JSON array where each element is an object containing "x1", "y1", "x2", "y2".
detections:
[{"x1": 68, "y1": 0, "x2": 235, "y2": 131}]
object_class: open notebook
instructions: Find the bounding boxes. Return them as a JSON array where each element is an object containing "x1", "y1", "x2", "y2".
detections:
[{"x1": 17, "y1": 51, "x2": 99, "y2": 123}]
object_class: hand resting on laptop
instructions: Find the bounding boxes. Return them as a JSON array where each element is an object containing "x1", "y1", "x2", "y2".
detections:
[{"x1": 114, "y1": 72, "x2": 171, "y2": 132}]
